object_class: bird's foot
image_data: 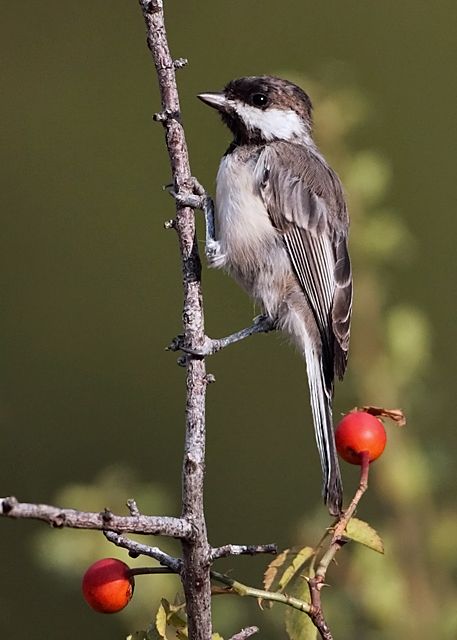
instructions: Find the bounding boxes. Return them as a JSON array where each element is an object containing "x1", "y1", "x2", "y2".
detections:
[
  {"x1": 164, "y1": 176, "x2": 211, "y2": 211},
  {"x1": 166, "y1": 316, "x2": 276, "y2": 361}
]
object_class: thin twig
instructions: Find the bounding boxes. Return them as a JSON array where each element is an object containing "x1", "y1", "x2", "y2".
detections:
[
  {"x1": 210, "y1": 570, "x2": 311, "y2": 614},
  {"x1": 211, "y1": 543, "x2": 277, "y2": 561},
  {"x1": 128, "y1": 567, "x2": 175, "y2": 577},
  {"x1": 306, "y1": 451, "x2": 371, "y2": 640},
  {"x1": 227, "y1": 627, "x2": 259, "y2": 640},
  {"x1": 104, "y1": 530, "x2": 182, "y2": 573},
  {"x1": 0, "y1": 497, "x2": 192, "y2": 538},
  {"x1": 316, "y1": 451, "x2": 370, "y2": 578}
]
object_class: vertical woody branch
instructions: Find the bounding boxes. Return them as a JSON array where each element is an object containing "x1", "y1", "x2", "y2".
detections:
[{"x1": 137, "y1": 1, "x2": 212, "y2": 639}]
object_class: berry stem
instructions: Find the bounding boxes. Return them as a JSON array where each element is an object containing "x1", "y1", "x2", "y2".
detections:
[
  {"x1": 359, "y1": 450, "x2": 370, "y2": 490},
  {"x1": 315, "y1": 450, "x2": 370, "y2": 579},
  {"x1": 127, "y1": 567, "x2": 175, "y2": 578},
  {"x1": 304, "y1": 451, "x2": 371, "y2": 638}
]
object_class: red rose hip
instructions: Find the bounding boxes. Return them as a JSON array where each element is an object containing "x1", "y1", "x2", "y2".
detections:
[
  {"x1": 82, "y1": 558, "x2": 134, "y2": 613},
  {"x1": 335, "y1": 411, "x2": 386, "y2": 465}
]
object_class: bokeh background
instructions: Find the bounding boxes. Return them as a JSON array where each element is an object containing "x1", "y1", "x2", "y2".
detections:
[{"x1": 1, "y1": 2, "x2": 456, "y2": 639}]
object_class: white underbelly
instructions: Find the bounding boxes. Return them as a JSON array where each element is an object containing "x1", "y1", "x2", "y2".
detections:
[
  {"x1": 215, "y1": 152, "x2": 292, "y2": 315},
  {"x1": 216, "y1": 153, "x2": 278, "y2": 264}
]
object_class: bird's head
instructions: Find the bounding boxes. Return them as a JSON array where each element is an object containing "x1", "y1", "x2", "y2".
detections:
[{"x1": 198, "y1": 75, "x2": 313, "y2": 145}]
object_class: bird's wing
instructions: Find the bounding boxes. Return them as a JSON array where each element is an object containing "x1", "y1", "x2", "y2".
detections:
[{"x1": 256, "y1": 142, "x2": 352, "y2": 383}]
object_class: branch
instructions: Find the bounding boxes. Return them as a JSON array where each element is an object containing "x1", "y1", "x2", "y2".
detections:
[
  {"x1": 307, "y1": 452, "x2": 371, "y2": 640},
  {"x1": 210, "y1": 570, "x2": 311, "y2": 615},
  {"x1": 227, "y1": 627, "x2": 259, "y2": 640},
  {"x1": 316, "y1": 451, "x2": 370, "y2": 579},
  {"x1": 137, "y1": 2, "x2": 212, "y2": 639},
  {"x1": 104, "y1": 530, "x2": 182, "y2": 573},
  {"x1": 0, "y1": 497, "x2": 192, "y2": 539},
  {"x1": 211, "y1": 543, "x2": 277, "y2": 561}
]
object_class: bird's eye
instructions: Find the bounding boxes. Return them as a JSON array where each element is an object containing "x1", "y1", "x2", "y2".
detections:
[{"x1": 251, "y1": 93, "x2": 268, "y2": 108}]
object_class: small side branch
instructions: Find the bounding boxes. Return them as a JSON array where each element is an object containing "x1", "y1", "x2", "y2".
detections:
[
  {"x1": 315, "y1": 451, "x2": 370, "y2": 579},
  {"x1": 104, "y1": 530, "x2": 182, "y2": 573},
  {"x1": 211, "y1": 543, "x2": 277, "y2": 561},
  {"x1": 306, "y1": 452, "x2": 371, "y2": 640},
  {"x1": 210, "y1": 570, "x2": 311, "y2": 614},
  {"x1": 228, "y1": 627, "x2": 259, "y2": 640},
  {"x1": 0, "y1": 497, "x2": 192, "y2": 539}
]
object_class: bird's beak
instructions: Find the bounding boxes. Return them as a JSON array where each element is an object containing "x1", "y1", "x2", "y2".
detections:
[{"x1": 197, "y1": 92, "x2": 229, "y2": 111}]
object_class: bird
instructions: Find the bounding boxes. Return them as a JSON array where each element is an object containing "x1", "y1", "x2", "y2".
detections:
[{"x1": 197, "y1": 76, "x2": 352, "y2": 515}]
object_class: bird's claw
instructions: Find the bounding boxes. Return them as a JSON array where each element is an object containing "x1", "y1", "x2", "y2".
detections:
[
  {"x1": 252, "y1": 314, "x2": 276, "y2": 332},
  {"x1": 166, "y1": 334, "x2": 221, "y2": 358},
  {"x1": 164, "y1": 177, "x2": 210, "y2": 211}
]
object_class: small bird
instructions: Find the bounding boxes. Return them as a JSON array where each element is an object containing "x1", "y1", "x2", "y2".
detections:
[{"x1": 198, "y1": 76, "x2": 352, "y2": 515}]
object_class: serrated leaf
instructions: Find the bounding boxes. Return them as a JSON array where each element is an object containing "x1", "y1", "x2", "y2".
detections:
[
  {"x1": 155, "y1": 597, "x2": 188, "y2": 639},
  {"x1": 263, "y1": 546, "x2": 314, "y2": 594},
  {"x1": 278, "y1": 547, "x2": 314, "y2": 592},
  {"x1": 345, "y1": 517, "x2": 384, "y2": 553},
  {"x1": 262, "y1": 549, "x2": 292, "y2": 608},
  {"x1": 168, "y1": 610, "x2": 188, "y2": 633},
  {"x1": 263, "y1": 548, "x2": 292, "y2": 591},
  {"x1": 284, "y1": 575, "x2": 317, "y2": 640},
  {"x1": 155, "y1": 599, "x2": 169, "y2": 638}
]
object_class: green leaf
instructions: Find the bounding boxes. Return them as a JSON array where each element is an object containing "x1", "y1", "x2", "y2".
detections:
[
  {"x1": 278, "y1": 547, "x2": 314, "y2": 592},
  {"x1": 155, "y1": 599, "x2": 169, "y2": 638},
  {"x1": 154, "y1": 597, "x2": 188, "y2": 639},
  {"x1": 345, "y1": 517, "x2": 384, "y2": 553},
  {"x1": 284, "y1": 575, "x2": 317, "y2": 640},
  {"x1": 211, "y1": 634, "x2": 224, "y2": 640},
  {"x1": 263, "y1": 548, "x2": 292, "y2": 591},
  {"x1": 263, "y1": 546, "x2": 315, "y2": 594},
  {"x1": 168, "y1": 608, "x2": 188, "y2": 638}
]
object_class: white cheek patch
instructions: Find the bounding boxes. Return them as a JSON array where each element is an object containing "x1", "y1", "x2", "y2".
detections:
[{"x1": 232, "y1": 102, "x2": 309, "y2": 141}]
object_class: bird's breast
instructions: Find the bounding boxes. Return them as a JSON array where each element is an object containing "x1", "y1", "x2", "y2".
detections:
[
  {"x1": 215, "y1": 151, "x2": 293, "y2": 314},
  {"x1": 215, "y1": 152, "x2": 278, "y2": 269}
]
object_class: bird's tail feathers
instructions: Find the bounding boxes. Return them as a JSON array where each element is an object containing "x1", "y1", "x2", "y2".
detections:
[{"x1": 304, "y1": 345, "x2": 343, "y2": 516}]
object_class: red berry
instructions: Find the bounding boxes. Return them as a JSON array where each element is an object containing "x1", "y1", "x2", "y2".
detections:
[
  {"x1": 335, "y1": 411, "x2": 386, "y2": 465},
  {"x1": 82, "y1": 558, "x2": 134, "y2": 613}
]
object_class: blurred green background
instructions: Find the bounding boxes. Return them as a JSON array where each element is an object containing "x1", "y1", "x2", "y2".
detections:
[{"x1": 1, "y1": 1, "x2": 456, "y2": 639}]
